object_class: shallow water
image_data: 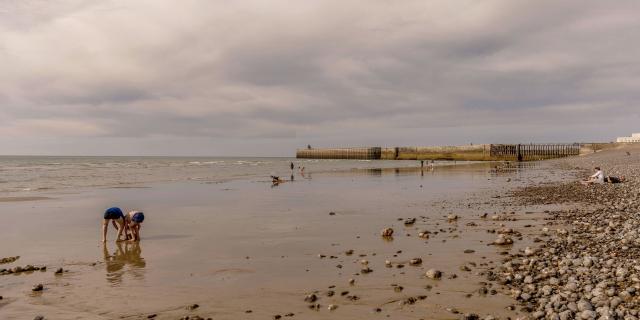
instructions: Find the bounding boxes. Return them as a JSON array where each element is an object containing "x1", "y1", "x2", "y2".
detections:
[
  {"x1": 0, "y1": 156, "x2": 465, "y2": 196},
  {"x1": 0, "y1": 161, "x2": 565, "y2": 319}
]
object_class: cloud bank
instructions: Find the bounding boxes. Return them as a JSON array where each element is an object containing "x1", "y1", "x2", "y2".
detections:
[{"x1": 1, "y1": 0, "x2": 639, "y2": 155}]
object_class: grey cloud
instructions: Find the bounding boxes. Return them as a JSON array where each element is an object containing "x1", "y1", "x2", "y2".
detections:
[{"x1": 0, "y1": 0, "x2": 639, "y2": 155}]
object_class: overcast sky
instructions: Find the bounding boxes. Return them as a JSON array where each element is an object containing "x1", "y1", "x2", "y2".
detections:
[{"x1": 1, "y1": 0, "x2": 639, "y2": 156}]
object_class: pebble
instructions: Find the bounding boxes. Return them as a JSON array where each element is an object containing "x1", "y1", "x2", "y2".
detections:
[
  {"x1": 425, "y1": 269, "x2": 442, "y2": 279},
  {"x1": 0, "y1": 256, "x2": 19, "y2": 264},
  {"x1": 304, "y1": 294, "x2": 317, "y2": 303},
  {"x1": 492, "y1": 234, "x2": 513, "y2": 245},
  {"x1": 380, "y1": 228, "x2": 394, "y2": 237},
  {"x1": 186, "y1": 304, "x2": 199, "y2": 310}
]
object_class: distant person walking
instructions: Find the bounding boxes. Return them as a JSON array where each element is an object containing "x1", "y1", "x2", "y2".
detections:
[{"x1": 290, "y1": 162, "x2": 294, "y2": 171}]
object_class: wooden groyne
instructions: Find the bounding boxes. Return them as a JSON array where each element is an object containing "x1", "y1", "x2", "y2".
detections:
[{"x1": 296, "y1": 144, "x2": 582, "y2": 161}]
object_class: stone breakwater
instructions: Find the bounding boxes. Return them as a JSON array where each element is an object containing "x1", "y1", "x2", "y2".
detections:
[{"x1": 485, "y1": 145, "x2": 640, "y2": 320}]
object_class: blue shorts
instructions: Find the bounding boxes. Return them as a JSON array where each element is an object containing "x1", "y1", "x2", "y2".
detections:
[
  {"x1": 132, "y1": 212, "x2": 145, "y2": 223},
  {"x1": 103, "y1": 207, "x2": 124, "y2": 220}
]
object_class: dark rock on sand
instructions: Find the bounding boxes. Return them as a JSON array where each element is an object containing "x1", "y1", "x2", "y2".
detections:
[
  {"x1": 425, "y1": 269, "x2": 442, "y2": 279},
  {"x1": 0, "y1": 256, "x2": 19, "y2": 264},
  {"x1": 380, "y1": 227, "x2": 394, "y2": 237},
  {"x1": 32, "y1": 284, "x2": 43, "y2": 292}
]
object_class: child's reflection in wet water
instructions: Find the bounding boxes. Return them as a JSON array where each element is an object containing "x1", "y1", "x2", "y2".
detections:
[{"x1": 103, "y1": 241, "x2": 146, "y2": 285}]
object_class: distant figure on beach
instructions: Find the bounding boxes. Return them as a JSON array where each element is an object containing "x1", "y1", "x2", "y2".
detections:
[
  {"x1": 271, "y1": 175, "x2": 283, "y2": 185},
  {"x1": 420, "y1": 160, "x2": 424, "y2": 168},
  {"x1": 606, "y1": 176, "x2": 626, "y2": 183},
  {"x1": 124, "y1": 210, "x2": 145, "y2": 242},
  {"x1": 290, "y1": 162, "x2": 294, "y2": 171},
  {"x1": 582, "y1": 167, "x2": 605, "y2": 185},
  {"x1": 102, "y1": 207, "x2": 126, "y2": 243},
  {"x1": 307, "y1": 144, "x2": 312, "y2": 149}
]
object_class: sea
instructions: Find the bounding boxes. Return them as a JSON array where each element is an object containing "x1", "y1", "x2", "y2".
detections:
[{"x1": 0, "y1": 156, "x2": 444, "y2": 196}]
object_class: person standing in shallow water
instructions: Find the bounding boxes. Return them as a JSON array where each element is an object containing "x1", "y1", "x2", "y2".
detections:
[{"x1": 102, "y1": 207, "x2": 126, "y2": 243}]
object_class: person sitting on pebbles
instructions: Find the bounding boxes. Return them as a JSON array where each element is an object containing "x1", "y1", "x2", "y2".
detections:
[
  {"x1": 102, "y1": 207, "x2": 126, "y2": 242},
  {"x1": 581, "y1": 167, "x2": 604, "y2": 185},
  {"x1": 124, "y1": 210, "x2": 145, "y2": 242},
  {"x1": 606, "y1": 175, "x2": 626, "y2": 183}
]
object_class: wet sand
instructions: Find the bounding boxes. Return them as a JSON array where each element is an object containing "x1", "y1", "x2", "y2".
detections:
[
  {"x1": 0, "y1": 161, "x2": 577, "y2": 319},
  {"x1": 0, "y1": 196, "x2": 51, "y2": 202}
]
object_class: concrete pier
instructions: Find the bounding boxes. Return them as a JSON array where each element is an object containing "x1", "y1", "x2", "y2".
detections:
[{"x1": 297, "y1": 144, "x2": 583, "y2": 161}]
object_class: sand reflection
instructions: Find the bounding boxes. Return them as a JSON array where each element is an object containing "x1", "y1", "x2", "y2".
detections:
[{"x1": 102, "y1": 242, "x2": 146, "y2": 285}]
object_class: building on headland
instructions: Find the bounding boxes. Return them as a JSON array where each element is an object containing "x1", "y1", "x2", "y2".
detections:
[{"x1": 616, "y1": 133, "x2": 640, "y2": 143}]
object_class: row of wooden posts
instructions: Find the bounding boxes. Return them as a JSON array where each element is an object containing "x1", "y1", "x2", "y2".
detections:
[
  {"x1": 490, "y1": 144, "x2": 581, "y2": 161},
  {"x1": 296, "y1": 144, "x2": 582, "y2": 161}
]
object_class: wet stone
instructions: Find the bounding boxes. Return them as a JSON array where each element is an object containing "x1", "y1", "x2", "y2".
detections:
[
  {"x1": 381, "y1": 228, "x2": 394, "y2": 237},
  {"x1": 186, "y1": 304, "x2": 199, "y2": 310},
  {"x1": 304, "y1": 294, "x2": 318, "y2": 303},
  {"x1": 425, "y1": 269, "x2": 442, "y2": 280}
]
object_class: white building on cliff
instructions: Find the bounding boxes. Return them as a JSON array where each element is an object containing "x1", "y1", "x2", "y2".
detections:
[{"x1": 617, "y1": 133, "x2": 640, "y2": 143}]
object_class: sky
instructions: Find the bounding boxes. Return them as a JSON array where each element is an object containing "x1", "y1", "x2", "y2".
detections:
[{"x1": 0, "y1": 0, "x2": 639, "y2": 156}]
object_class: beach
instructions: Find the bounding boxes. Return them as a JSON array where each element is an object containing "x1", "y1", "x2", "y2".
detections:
[{"x1": 1, "y1": 146, "x2": 639, "y2": 320}]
